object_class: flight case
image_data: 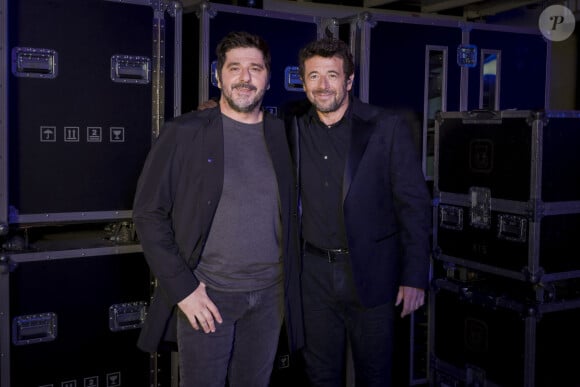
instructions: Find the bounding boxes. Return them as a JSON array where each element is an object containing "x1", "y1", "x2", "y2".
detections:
[
  {"x1": 433, "y1": 110, "x2": 580, "y2": 283},
  {"x1": 0, "y1": 0, "x2": 179, "y2": 385},
  {"x1": 0, "y1": 223, "x2": 170, "y2": 387},
  {"x1": 429, "y1": 277, "x2": 580, "y2": 387},
  {"x1": 2, "y1": 0, "x2": 178, "y2": 226}
]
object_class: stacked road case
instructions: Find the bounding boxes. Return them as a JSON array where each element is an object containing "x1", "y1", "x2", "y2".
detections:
[
  {"x1": 6, "y1": 0, "x2": 157, "y2": 224},
  {"x1": 430, "y1": 110, "x2": 580, "y2": 386},
  {"x1": 431, "y1": 276, "x2": 580, "y2": 387},
  {"x1": 2, "y1": 240, "x2": 156, "y2": 387},
  {"x1": 0, "y1": 0, "x2": 180, "y2": 385}
]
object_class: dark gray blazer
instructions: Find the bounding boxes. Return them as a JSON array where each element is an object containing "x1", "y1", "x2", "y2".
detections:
[
  {"x1": 288, "y1": 97, "x2": 432, "y2": 308},
  {"x1": 133, "y1": 107, "x2": 303, "y2": 352}
]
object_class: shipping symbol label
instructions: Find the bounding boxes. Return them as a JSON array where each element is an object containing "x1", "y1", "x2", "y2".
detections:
[
  {"x1": 64, "y1": 127, "x2": 80, "y2": 142},
  {"x1": 61, "y1": 380, "x2": 77, "y2": 387},
  {"x1": 110, "y1": 127, "x2": 125, "y2": 143},
  {"x1": 106, "y1": 372, "x2": 121, "y2": 387},
  {"x1": 84, "y1": 376, "x2": 99, "y2": 386},
  {"x1": 87, "y1": 127, "x2": 102, "y2": 143},
  {"x1": 469, "y1": 139, "x2": 493, "y2": 173},
  {"x1": 464, "y1": 317, "x2": 488, "y2": 352},
  {"x1": 40, "y1": 126, "x2": 57, "y2": 142}
]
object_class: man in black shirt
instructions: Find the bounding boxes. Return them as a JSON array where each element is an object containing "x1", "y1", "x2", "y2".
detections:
[{"x1": 287, "y1": 37, "x2": 431, "y2": 387}]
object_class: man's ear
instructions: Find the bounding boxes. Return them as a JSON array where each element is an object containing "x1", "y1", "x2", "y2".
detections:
[
  {"x1": 346, "y1": 74, "x2": 354, "y2": 91},
  {"x1": 216, "y1": 72, "x2": 222, "y2": 89}
]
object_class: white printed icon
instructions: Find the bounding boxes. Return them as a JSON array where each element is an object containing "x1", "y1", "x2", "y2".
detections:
[
  {"x1": 64, "y1": 127, "x2": 80, "y2": 142},
  {"x1": 87, "y1": 127, "x2": 102, "y2": 143},
  {"x1": 110, "y1": 127, "x2": 125, "y2": 142},
  {"x1": 40, "y1": 126, "x2": 56, "y2": 142},
  {"x1": 84, "y1": 376, "x2": 99, "y2": 386},
  {"x1": 106, "y1": 371, "x2": 121, "y2": 387}
]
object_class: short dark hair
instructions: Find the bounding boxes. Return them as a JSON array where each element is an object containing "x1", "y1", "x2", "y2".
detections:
[
  {"x1": 215, "y1": 31, "x2": 271, "y2": 79},
  {"x1": 298, "y1": 37, "x2": 354, "y2": 79}
]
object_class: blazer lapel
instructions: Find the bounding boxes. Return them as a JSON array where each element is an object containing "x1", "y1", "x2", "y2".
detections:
[
  {"x1": 343, "y1": 114, "x2": 373, "y2": 202},
  {"x1": 263, "y1": 114, "x2": 291, "y2": 215}
]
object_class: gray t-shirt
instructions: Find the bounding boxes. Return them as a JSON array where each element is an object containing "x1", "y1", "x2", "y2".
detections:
[{"x1": 194, "y1": 114, "x2": 283, "y2": 291}]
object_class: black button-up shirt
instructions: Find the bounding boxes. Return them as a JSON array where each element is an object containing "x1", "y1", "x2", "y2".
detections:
[{"x1": 299, "y1": 104, "x2": 351, "y2": 250}]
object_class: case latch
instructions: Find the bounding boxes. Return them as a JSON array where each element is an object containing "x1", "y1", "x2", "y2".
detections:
[
  {"x1": 11, "y1": 47, "x2": 58, "y2": 79},
  {"x1": 284, "y1": 66, "x2": 303, "y2": 91},
  {"x1": 110, "y1": 55, "x2": 151, "y2": 84},
  {"x1": 109, "y1": 301, "x2": 148, "y2": 331},
  {"x1": 439, "y1": 205, "x2": 464, "y2": 231},
  {"x1": 12, "y1": 312, "x2": 58, "y2": 345},
  {"x1": 469, "y1": 186, "x2": 491, "y2": 229},
  {"x1": 497, "y1": 213, "x2": 527, "y2": 242}
]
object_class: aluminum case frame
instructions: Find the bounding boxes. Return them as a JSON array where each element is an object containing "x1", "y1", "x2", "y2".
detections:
[
  {"x1": 0, "y1": 240, "x2": 165, "y2": 387},
  {"x1": 433, "y1": 110, "x2": 580, "y2": 283},
  {"x1": 1, "y1": 0, "x2": 182, "y2": 227},
  {"x1": 428, "y1": 277, "x2": 580, "y2": 387},
  {"x1": 352, "y1": 10, "x2": 548, "y2": 182}
]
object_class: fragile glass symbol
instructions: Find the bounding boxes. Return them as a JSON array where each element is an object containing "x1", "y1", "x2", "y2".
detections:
[{"x1": 110, "y1": 127, "x2": 125, "y2": 142}]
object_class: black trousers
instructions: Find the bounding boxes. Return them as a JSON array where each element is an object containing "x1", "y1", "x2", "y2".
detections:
[{"x1": 301, "y1": 250, "x2": 395, "y2": 387}]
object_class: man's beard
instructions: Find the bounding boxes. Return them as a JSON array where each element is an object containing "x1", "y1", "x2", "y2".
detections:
[
  {"x1": 223, "y1": 83, "x2": 265, "y2": 113},
  {"x1": 311, "y1": 89, "x2": 346, "y2": 113}
]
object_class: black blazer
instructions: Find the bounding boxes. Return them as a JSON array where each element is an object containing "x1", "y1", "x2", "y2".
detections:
[
  {"x1": 133, "y1": 107, "x2": 303, "y2": 352},
  {"x1": 288, "y1": 97, "x2": 432, "y2": 308}
]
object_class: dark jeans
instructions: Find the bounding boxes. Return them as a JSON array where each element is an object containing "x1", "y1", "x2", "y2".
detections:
[
  {"x1": 301, "y1": 250, "x2": 395, "y2": 387},
  {"x1": 176, "y1": 282, "x2": 284, "y2": 387}
]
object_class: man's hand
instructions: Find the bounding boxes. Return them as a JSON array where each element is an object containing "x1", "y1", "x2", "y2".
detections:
[
  {"x1": 395, "y1": 286, "x2": 425, "y2": 318},
  {"x1": 177, "y1": 282, "x2": 223, "y2": 333},
  {"x1": 197, "y1": 99, "x2": 218, "y2": 110}
]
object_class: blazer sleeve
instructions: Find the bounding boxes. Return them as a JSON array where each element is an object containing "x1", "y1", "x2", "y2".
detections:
[
  {"x1": 132, "y1": 118, "x2": 200, "y2": 306},
  {"x1": 388, "y1": 113, "x2": 432, "y2": 290}
]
